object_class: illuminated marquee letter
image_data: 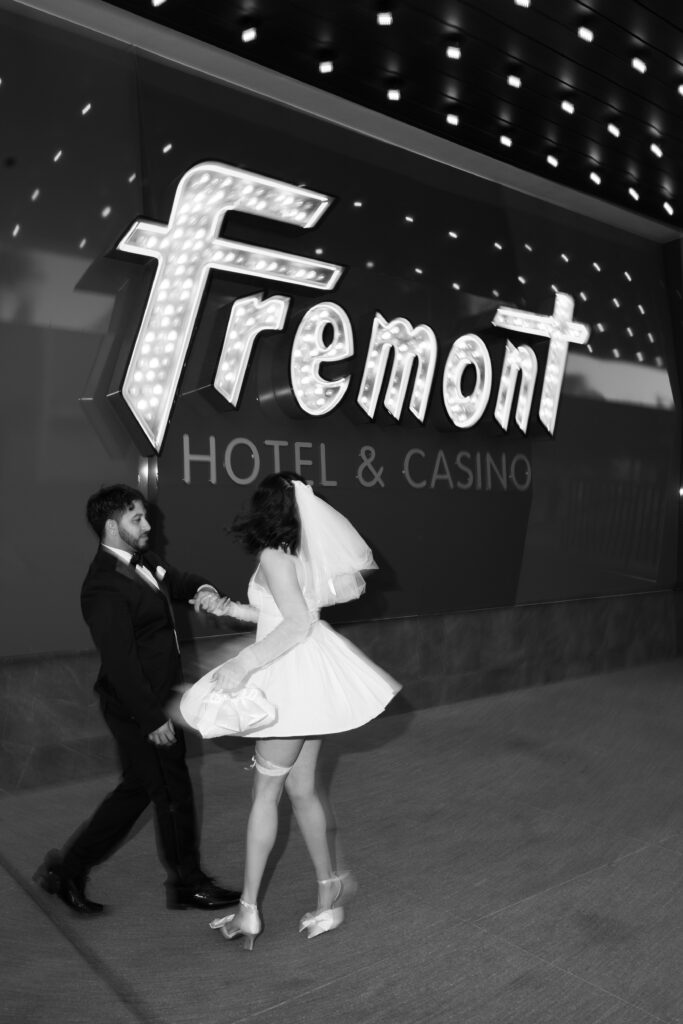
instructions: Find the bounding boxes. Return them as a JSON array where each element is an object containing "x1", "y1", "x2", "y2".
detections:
[
  {"x1": 214, "y1": 294, "x2": 290, "y2": 406},
  {"x1": 442, "y1": 333, "x2": 492, "y2": 428},
  {"x1": 358, "y1": 314, "x2": 437, "y2": 422},
  {"x1": 290, "y1": 302, "x2": 354, "y2": 415},
  {"x1": 493, "y1": 292, "x2": 590, "y2": 434},
  {"x1": 494, "y1": 342, "x2": 538, "y2": 433},
  {"x1": 117, "y1": 162, "x2": 344, "y2": 451}
]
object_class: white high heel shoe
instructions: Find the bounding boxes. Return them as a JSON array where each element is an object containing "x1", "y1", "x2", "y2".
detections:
[
  {"x1": 299, "y1": 876, "x2": 345, "y2": 939},
  {"x1": 210, "y1": 898, "x2": 261, "y2": 951}
]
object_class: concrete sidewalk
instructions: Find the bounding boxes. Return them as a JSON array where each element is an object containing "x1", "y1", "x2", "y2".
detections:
[{"x1": 3, "y1": 659, "x2": 683, "y2": 1024}]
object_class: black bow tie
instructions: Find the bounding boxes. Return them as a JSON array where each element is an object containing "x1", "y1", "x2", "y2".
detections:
[{"x1": 130, "y1": 552, "x2": 152, "y2": 571}]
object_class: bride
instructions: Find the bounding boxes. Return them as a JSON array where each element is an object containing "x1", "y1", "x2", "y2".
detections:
[{"x1": 179, "y1": 471, "x2": 400, "y2": 950}]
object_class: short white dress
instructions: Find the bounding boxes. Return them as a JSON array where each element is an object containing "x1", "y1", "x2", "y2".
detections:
[{"x1": 182, "y1": 559, "x2": 401, "y2": 738}]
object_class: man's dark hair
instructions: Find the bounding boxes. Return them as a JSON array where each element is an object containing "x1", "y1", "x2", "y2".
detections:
[{"x1": 86, "y1": 484, "x2": 146, "y2": 539}]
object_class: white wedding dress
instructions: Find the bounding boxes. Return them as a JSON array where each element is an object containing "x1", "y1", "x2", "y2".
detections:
[{"x1": 180, "y1": 558, "x2": 401, "y2": 738}]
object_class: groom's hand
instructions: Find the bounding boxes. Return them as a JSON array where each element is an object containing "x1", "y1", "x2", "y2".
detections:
[{"x1": 148, "y1": 720, "x2": 176, "y2": 746}]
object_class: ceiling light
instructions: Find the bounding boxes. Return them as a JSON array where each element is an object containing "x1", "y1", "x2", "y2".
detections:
[
  {"x1": 500, "y1": 134, "x2": 512, "y2": 147},
  {"x1": 629, "y1": 187, "x2": 640, "y2": 201},
  {"x1": 507, "y1": 74, "x2": 522, "y2": 88},
  {"x1": 446, "y1": 45, "x2": 461, "y2": 60},
  {"x1": 631, "y1": 57, "x2": 647, "y2": 74},
  {"x1": 561, "y1": 99, "x2": 575, "y2": 114},
  {"x1": 12, "y1": 224, "x2": 20, "y2": 237},
  {"x1": 151, "y1": 0, "x2": 166, "y2": 6},
  {"x1": 448, "y1": 230, "x2": 458, "y2": 238},
  {"x1": 590, "y1": 171, "x2": 601, "y2": 185},
  {"x1": 377, "y1": 11, "x2": 393, "y2": 26},
  {"x1": 387, "y1": 87, "x2": 401, "y2": 101},
  {"x1": 679, "y1": 84, "x2": 683, "y2": 96},
  {"x1": 650, "y1": 142, "x2": 663, "y2": 157},
  {"x1": 452, "y1": 282, "x2": 460, "y2": 290},
  {"x1": 593, "y1": 262, "x2": 601, "y2": 272},
  {"x1": 241, "y1": 26, "x2": 257, "y2": 43},
  {"x1": 578, "y1": 25, "x2": 594, "y2": 42},
  {"x1": 664, "y1": 200, "x2": 674, "y2": 216},
  {"x1": 81, "y1": 103, "x2": 92, "y2": 115},
  {"x1": 53, "y1": 149, "x2": 62, "y2": 162},
  {"x1": 514, "y1": 0, "x2": 531, "y2": 7},
  {"x1": 446, "y1": 112, "x2": 459, "y2": 126},
  {"x1": 319, "y1": 60, "x2": 334, "y2": 74},
  {"x1": 546, "y1": 154, "x2": 559, "y2": 167},
  {"x1": 607, "y1": 122, "x2": 620, "y2": 137},
  {"x1": 30, "y1": 189, "x2": 39, "y2": 201},
  {"x1": 624, "y1": 271, "x2": 632, "y2": 281},
  {"x1": 612, "y1": 349, "x2": 621, "y2": 358}
]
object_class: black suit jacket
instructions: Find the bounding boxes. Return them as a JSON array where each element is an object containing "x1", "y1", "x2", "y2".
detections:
[{"x1": 81, "y1": 547, "x2": 212, "y2": 735}]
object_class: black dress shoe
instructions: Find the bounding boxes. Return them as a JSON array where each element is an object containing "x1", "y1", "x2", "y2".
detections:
[
  {"x1": 167, "y1": 879, "x2": 241, "y2": 910},
  {"x1": 33, "y1": 850, "x2": 105, "y2": 915}
]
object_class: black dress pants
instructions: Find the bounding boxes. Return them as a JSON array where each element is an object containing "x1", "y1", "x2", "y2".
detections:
[{"x1": 61, "y1": 707, "x2": 203, "y2": 887}]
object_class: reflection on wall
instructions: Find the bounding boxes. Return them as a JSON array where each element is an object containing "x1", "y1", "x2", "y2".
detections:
[{"x1": 565, "y1": 353, "x2": 673, "y2": 407}]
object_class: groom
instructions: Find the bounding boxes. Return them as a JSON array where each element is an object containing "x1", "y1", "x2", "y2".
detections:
[{"x1": 34, "y1": 483, "x2": 240, "y2": 915}]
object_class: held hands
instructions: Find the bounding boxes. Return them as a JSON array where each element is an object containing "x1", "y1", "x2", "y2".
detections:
[
  {"x1": 190, "y1": 588, "x2": 222, "y2": 614},
  {"x1": 190, "y1": 592, "x2": 254, "y2": 618}
]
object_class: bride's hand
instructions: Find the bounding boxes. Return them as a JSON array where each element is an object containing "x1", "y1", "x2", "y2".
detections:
[
  {"x1": 211, "y1": 661, "x2": 243, "y2": 694},
  {"x1": 211, "y1": 597, "x2": 234, "y2": 616}
]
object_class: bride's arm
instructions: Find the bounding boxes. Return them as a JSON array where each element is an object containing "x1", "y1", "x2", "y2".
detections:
[
  {"x1": 212, "y1": 548, "x2": 313, "y2": 691},
  {"x1": 211, "y1": 597, "x2": 259, "y2": 623}
]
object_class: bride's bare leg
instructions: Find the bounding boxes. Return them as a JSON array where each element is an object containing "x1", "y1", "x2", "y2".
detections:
[
  {"x1": 240, "y1": 737, "x2": 304, "y2": 907},
  {"x1": 285, "y1": 739, "x2": 338, "y2": 910}
]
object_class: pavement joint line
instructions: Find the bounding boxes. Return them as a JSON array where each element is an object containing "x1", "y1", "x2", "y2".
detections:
[{"x1": 0, "y1": 847, "x2": 160, "y2": 1024}]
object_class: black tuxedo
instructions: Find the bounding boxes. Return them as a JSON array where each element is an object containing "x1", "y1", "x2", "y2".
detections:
[
  {"x1": 60, "y1": 546, "x2": 214, "y2": 888},
  {"x1": 82, "y1": 547, "x2": 208, "y2": 735}
]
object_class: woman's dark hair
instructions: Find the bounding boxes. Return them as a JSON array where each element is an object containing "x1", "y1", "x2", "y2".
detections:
[
  {"x1": 231, "y1": 471, "x2": 306, "y2": 555},
  {"x1": 86, "y1": 484, "x2": 146, "y2": 539}
]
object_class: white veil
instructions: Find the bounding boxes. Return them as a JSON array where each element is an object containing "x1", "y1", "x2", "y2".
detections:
[{"x1": 293, "y1": 480, "x2": 376, "y2": 607}]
